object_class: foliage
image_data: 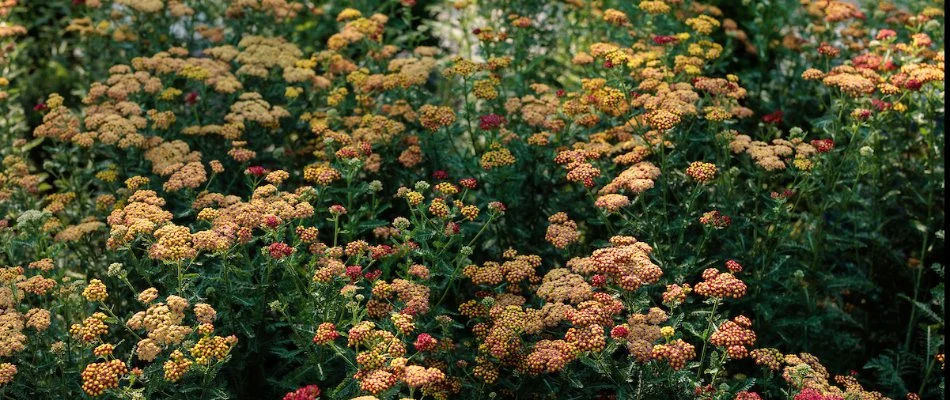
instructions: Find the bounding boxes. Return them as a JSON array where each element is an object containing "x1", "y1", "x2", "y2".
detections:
[{"x1": 0, "y1": 0, "x2": 944, "y2": 399}]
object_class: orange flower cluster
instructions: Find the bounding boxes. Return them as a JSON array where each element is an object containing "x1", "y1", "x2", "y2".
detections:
[
  {"x1": 782, "y1": 353, "x2": 887, "y2": 399},
  {"x1": 686, "y1": 161, "x2": 717, "y2": 183},
  {"x1": 464, "y1": 252, "x2": 542, "y2": 286},
  {"x1": 545, "y1": 212, "x2": 580, "y2": 249},
  {"x1": 568, "y1": 236, "x2": 663, "y2": 291},
  {"x1": 0, "y1": 363, "x2": 15, "y2": 385},
  {"x1": 695, "y1": 268, "x2": 747, "y2": 299},
  {"x1": 651, "y1": 339, "x2": 696, "y2": 370},
  {"x1": 524, "y1": 340, "x2": 576, "y2": 374},
  {"x1": 80, "y1": 359, "x2": 128, "y2": 396},
  {"x1": 480, "y1": 144, "x2": 516, "y2": 170},
  {"x1": 190, "y1": 335, "x2": 237, "y2": 365},
  {"x1": 317, "y1": 318, "x2": 457, "y2": 398},
  {"x1": 536, "y1": 268, "x2": 593, "y2": 304},
  {"x1": 729, "y1": 133, "x2": 817, "y2": 172},
  {"x1": 710, "y1": 316, "x2": 757, "y2": 359},
  {"x1": 600, "y1": 161, "x2": 661, "y2": 195},
  {"x1": 418, "y1": 105, "x2": 457, "y2": 131},
  {"x1": 751, "y1": 347, "x2": 784, "y2": 371},
  {"x1": 69, "y1": 313, "x2": 110, "y2": 344},
  {"x1": 369, "y1": 279, "x2": 431, "y2": 316},
  {"x1": 163, "y1": 350, "x2": 193, "y2": 382},
  {"x1": 555, "y1": 149, "x2": 601, "y2": 188},
  {"x1": 106, "y1": 190, "x2": 173, "y2": 248},
  {"x1": 662, "y1": 283, "x2": 692, "y2": 306},
  {"x1": 82, "y1": 279, "x2": 108, "y2": 302},
  {"x1": 621, "y1": 308, "x2": 669, "y2": 362}
]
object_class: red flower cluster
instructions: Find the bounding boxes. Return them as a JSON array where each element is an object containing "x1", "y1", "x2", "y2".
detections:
[
  {"x1": 725, "y1": 259, "x2": 743, "y2": 273},
  {"x1": 268, "y1": 242, "x2": 294, "y2": 259},
  {"x1": 282, "y1": 385, "x2": 321, "y2": 400},
  {"x1": 414, "y1": 333, "x2": 438, "y2": 352},
  {"x1": 479, "y1": 113, "x2": 507, "y2": 130},
  {"x1": 700, "y1": 210, "x2": 731, "y2": 228},
  {"x1": 810, "y1": 139, "x2": 835, "y2": 153},
  {"x1": 761, "y1": 110, "x2": 784, "y2": 124}
]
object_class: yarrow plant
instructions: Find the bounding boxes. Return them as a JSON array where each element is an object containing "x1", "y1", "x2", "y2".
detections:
[{"x1": 0, "y1": 0, "x2": 943, "y2": 399}]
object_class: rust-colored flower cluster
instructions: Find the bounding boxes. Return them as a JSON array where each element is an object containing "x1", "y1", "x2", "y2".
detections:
[
  {"x1": 695, "y1": 268, "x2": 747, "y2": 299},
  {"x1": 710, "y1": 316, "x2": 757, "y2": 359}
]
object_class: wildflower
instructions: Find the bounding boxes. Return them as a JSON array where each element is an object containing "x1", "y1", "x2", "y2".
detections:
[
  {"x1": 328, "y1": 205, "x2": 347, "y2": 216},
  {"x1": 163, "y1": 350, "x2": 192, "y2": 382},
  {"x1": 414, "y1": 333, "x2": 438, "y2": 351},
  {"x1": 25, "y1": 309, "x2": 51, "y2": 331},
  {"x1": 603, "y1": 9, "x2": 629, "y2": 25},
  {"x1": 646, "y1": 109, "x2": 681, "y2": 130},
  {"x1": 817, "y1": 42, "x2": 840, "y2": 57},
  {"x1": 418, "y1": 105, "x2": 456, "y2": 131},
  {"x1": 661, "y1": 326, "x2": 675, "y2": 339},
  {"x1": 473, "y1": 79, "x2": 498, "y2": 99},
  {"x1": 751, "y1": 348, "x2": 783, "y2": 370},
  {"x1": 312, "y1": 322, "x2": 340, "y2": 344},
  {"x1": 545, "y1": 212, "x2": 580, "y2": 248},
  {"x1": 194, "y1": 303, "x2": 217, "y2": 324},
  {"x1": 459, "y1": 178, "x2": 478, "y2": 190},
  {"x1": 594, "y1": 194, "x2": 630, "y2": 213},
  {"x1": 611, "y1": 325, "x2": 630, "y2": 339},
  {"x1": 762, "y1": 110, "x2": 784, "y2": 124},
  {"x1": 725, "y1": 260, "x2": 743, "y2": 273},
  {"x1": 639, "y1": 1, "x2": 671, "y2": 15},
  {"x1": 81, "y1": 359, "x2": 128, "y2": 396},
  {"x1": 810, "y1": 139, "x2": 835, "y2": 153},
  {"x1": 480, "y1": 145, "x2": 516, "y2": 170},
  {"x1": 686, "y1": 15, "x2": 720, "y2": 35},
  {"x1": 591, "y1": 274, "x2": 607, "y2": 287},
  {"x1": 710, "y1": 316, "x2": 757, "y2": 359},
  {"x1": 105, "y1": 263, "x2": 125, "y2": 277},
  {"x1": 686, "y1": 162, "x2": 718, "y2": 183},
  {"x1": 83, "y1": 279, "x2": 109, "y2": 302},
  {"x1": 460, "y1": 205, "x2": 480, "y2": 221},
  {"x1": 93, "y1": 343, "x2": 115, "y2": 358},
  {"x1": 303, "y1": 165, "x2": 341, "y2": 185},
  {"x1": 428, "y1": 198, "x2": 450, "y2": 218},
  {"x1": 735, "y1": 392, "x2": 763, "y2": 400},
  {"x1": 190, "y1": 335, "x2": 235, "y2": 365},
  {"x1": 283, "y1": 385, "x2": 321, "y2": 400},
  {"x1": 434, "y1": 182, "x2": 458, "y2": 196},
  {"x1": 695, "y1": 269, "x2": 747, "y2": 299},
  {"x1": 402, "y1": 265, "x2": 429, "y2": 282},
  {"x1": 268, "y1": 242, "x2": 294, "y2": 259},
  {"x1": 246, "y1": 166, "x2": 268, "y2": 177},
  {"x1": 565, "y1": 162, "x2": 600, "y2": 188},
  {"x1": 700, "y1": 210, "x2": 731, "y2": 228},
  {"x1": 525, "y1": 340, "x2": 576, "y2": 374},
  {"x1": 479, "y1": 113, "x2": 507, "y2": 130},
  {"x1": 393, "y1": 217, "x2": 411, "y2": 230},
  {"x1": 487, "y1": 201, "x2": 506, "y2": 214},
  {"x1": 851, "y1": 108, "x2": 872, "y2": 120},
  {"x1": 0, "y1": 363, "x2": 15, "y2": 385},
  {"x1": 875, "y1": 29, "x2": 896, "y2": 40},
  {"x1": 911, "y1": 33, "x2": 932, "y2": 48},
  {"x1": 70, "y1": 313, "x2": 110, "y2": 343},
  {"x1": 652, "y1": 339, "x2": 696, "y2": 370},
  {"x1": 403, "y1": 365, "x2": 445, "y2": 388}
]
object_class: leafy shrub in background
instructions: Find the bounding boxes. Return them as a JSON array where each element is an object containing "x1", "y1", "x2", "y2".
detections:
[{"x1": 0, "y1": 0, "x2": 944, "y2": 399}]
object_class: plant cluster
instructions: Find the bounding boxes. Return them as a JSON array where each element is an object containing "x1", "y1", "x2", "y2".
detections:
[{"x1": 0, "y1": 0, "x2": 944, "y2": 399}]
